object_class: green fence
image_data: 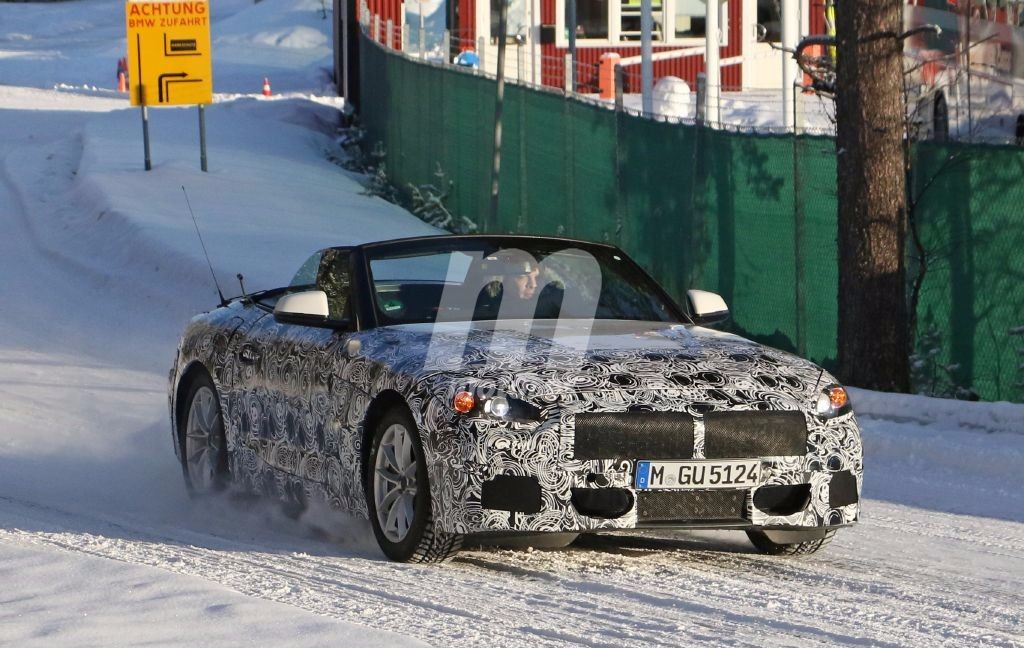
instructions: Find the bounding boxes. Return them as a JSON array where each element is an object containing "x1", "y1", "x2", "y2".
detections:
[{"x1": 360, "y1": 37, "x2": 1024, "y2": 402}]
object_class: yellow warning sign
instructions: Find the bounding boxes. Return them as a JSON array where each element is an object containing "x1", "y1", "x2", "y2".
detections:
[{"x1": 126, "y1": 0, "x2": 213, "y2": 106}]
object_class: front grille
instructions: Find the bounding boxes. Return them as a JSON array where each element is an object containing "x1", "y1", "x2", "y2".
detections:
[
  {"x1": 636, "y1": 489, "x2": 747, "y2": 523},
  {"x1": 573, "y1": 411, "x2": 695, "y2": 460},
  {"x1": 702, "y1": 410, "x2": 807, "y2": 458}
]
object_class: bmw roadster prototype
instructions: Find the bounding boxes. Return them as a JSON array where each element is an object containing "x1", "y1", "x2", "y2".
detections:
[{"x1": 169, "y1": 235, "x2": 862, "y2": 562}]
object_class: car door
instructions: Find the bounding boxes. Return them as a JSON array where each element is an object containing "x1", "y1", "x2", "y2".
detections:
[{"x1": 241, "y1": 249, "x2": 357, "y2": 489}]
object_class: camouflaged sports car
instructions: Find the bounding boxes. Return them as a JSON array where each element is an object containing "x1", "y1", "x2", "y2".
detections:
[{"x1": 169, "y1": 234, "x2": 862, "y2": 562}]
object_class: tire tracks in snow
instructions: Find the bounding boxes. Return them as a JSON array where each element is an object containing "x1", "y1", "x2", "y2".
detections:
[
  {"x1": 2, "y1": 495, "x2": 1021, "y2": 647},
  {"x1": 0, "y1": 496, "x2": 722, "y2": 646}
]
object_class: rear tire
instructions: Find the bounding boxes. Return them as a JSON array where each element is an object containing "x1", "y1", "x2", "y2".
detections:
[
  {"x1": 746, "y1": 529, "x2": 836, "y2": 556},
  {"x1": 180, "y1": 372, "x2": 230, "y2": 497},
  {"x1": 365, "y1": 407, "x2": 462, "y2": 563}
]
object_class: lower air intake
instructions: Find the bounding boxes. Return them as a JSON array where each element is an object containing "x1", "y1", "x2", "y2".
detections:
[{"x1": 636, "y1": 489, "x2": 747, "y2": 523}]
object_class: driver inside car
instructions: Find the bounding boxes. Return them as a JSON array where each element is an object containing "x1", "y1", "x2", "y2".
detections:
[{"x1": 472, "y1": 252, "x2": 564, "y2": 320}]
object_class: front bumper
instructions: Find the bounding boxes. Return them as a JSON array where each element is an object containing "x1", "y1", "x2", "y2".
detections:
[{"x1": 426, "y1": 407, "x2": 863, "y2": 535}]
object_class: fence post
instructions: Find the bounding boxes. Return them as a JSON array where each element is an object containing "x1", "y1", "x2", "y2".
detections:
[
  {"x1": 792, "y1": 81, "x2": 805, "y2": 134},
  {"x1": 478, "y1": 36, "x2": 487, "y2": 73},
  {"x1": 373, "y1": 14, "x2": 380, "y2": 44},
  {"x1": 696, "y1": 72, "x2": 706, "y2": 125},
  {"x1": 613, "y1": 62, "x2": 625, "y2": 249},
  {"x1": 443, "y1": 30, "x2": 451, "y2": 63},
  {"x1": 564, "y1": 54, "x2": 573, "y2": 93},
  {"x1": 519, "y1": 67, "x2": 529, "y2": 230},
  {"x1": 386, "y1": 19, "x2": 393, "y2": 50},
  {"x1": 614, "y1": 64, "x2": 624, "y2": 112},
  {"x1": 419, "y1": 10, "x2": 426, "y2": 59},
  {"x1": 792, "y1": 114, "x2": 806, "y2": 356}
]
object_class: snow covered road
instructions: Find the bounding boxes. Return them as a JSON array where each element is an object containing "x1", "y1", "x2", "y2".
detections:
[
  {"x1": 2, "y1": 1, "x2": 1023, "y2": 645},
  {"x1": 2, "y1": 469, "x2": 1022, "y2": 645}
]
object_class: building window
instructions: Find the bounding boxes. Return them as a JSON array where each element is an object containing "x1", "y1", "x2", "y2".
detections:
[
  {"x1": 672, "y1": 0, "x2": 706, "y2": 38},
  {"x1": 619, "y1": 0, "x2": 664, "y2": 41},
  {"x1": 567, "y1": 0, "x2": 610, "y2": 40},
  {"x1": 557, "y1": 0, "x2": 727, "y2": 46},
  {"x1": 757, "y1": 0, "x2": 781, "y2": 42},
  {"x1": 491, "y1": 0, "x2": 529, "y2": 40}
]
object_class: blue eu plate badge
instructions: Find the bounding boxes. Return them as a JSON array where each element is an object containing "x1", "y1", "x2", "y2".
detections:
[{"x1": 635, "y1": 461, "x2": 651, "y2": 489}]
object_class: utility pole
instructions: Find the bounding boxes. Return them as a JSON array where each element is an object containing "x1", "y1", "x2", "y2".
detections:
[
  {"x1": 489, "y1": 0, "x2": 509, "y2": 228},
  {"x1": 568, "y1": 0, "x2": 577, "y2": 91},
  {"x1": 641, "y1": 0, "x2": 653, "y2": 115},
  {"x1": 704, "y1": 0, "x2": 720, "y2": 126},
  {"x1": 781, "y1": 0, "x2": 799, "y2": 131}
]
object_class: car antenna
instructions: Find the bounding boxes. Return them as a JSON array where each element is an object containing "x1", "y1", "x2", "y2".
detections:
[
  {"x1": 812, "y1": 367, "x2": 824, "y2": 392},
  {"x1": 236, "y1": 273, "x2": 251, "y2": 304},
  {"x1": 182, "y1": 186, "x2": 227, "y2": 307}
]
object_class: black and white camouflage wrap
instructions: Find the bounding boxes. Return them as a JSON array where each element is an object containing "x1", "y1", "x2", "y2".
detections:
[{"x1": 169, "y1": 305, "x2": 862, "y2": 535}]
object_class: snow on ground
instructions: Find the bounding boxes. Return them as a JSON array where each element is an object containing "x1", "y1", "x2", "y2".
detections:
[
  {"x1": 615, "y1": 89, "x2": 838, "y2": 135},
  {"x1": 1, "y1": 1, "x2": 1023, "y2": 646},
  {"x1": 0, "y1": 538, "x2": 420, "y2": 647}
]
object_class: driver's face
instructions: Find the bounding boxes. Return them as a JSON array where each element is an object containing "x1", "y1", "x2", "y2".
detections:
[{"x1": 512, "y1": 268, "x2": 539, "y2": 299}]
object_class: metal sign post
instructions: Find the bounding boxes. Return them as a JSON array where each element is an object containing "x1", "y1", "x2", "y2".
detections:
[
  {"x1": 141, "y1": 105, "x2": 152, "y2": 171},
  {"x1": 198, "y1": 104, "x2": 208, "y2": 172},
  {"x1": 138, "y1": 83, "x2": 152, "y2": 170}
]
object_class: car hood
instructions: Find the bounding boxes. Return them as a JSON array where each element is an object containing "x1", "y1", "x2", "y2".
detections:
[{"x1": 361, "y1": 320, "x2": 834, "y2": 411}]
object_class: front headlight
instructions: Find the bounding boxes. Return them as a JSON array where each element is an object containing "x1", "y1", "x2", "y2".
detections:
[
  {"x1": 451, "y1": 389, "x2": 541, "y2": 423},
  {"x1": 814, "y1": 384, "x2": 852, "y2": 419}
]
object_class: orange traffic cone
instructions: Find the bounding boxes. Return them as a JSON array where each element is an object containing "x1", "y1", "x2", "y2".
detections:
[
  {"x1": 262, "y1": 77, "x2": 271, "y2": 97},
  {"x1": 118, "y1": 72, "x2": 127, "y2": 94}
]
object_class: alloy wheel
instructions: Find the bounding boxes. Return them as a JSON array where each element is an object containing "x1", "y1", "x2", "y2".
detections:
[
  {"x1": 185, "y1": 385, "x2": 224, "y2": 493},
  {"x1": 373, "y1": 422, "x2": 419, "y2": 543}
]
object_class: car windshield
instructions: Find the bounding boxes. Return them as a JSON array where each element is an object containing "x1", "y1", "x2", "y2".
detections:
[{"x1": 364, "y1": 238, "x2": 685, "y2": 325}]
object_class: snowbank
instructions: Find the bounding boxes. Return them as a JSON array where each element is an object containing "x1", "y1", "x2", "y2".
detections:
[{"x1": 850, "y1": 387, "x2": 1024, "y2": 436}]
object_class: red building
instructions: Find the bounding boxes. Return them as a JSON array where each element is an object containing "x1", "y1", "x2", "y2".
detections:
[{"x1": 359, "y1": 0, "x2": 831, "y2": 93}]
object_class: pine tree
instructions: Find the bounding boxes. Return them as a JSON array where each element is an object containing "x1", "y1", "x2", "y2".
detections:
[{"x1": 835, "y1": 0, "x2": 911, "y2": 392}]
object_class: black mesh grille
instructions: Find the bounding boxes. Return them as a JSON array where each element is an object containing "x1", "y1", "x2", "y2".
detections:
[
  {"x1": 573, "y1": 412, "x2": 695, "y2": 460},
  {"x1": 636, "y1": 489, "x2": 747, "y2": 523},
  {"x1": 702, "y1": 411, "x2": 807, "y2": 458}
]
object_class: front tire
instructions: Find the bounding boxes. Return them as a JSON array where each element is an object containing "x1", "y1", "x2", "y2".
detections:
[
  {"x1": 366, "y1": 407, "x2": 461, "y2": 562},
  {"x1": 746, "y1": 529, "x2": 836, "y2": 556},
  {"x1": 180, "y1": 372, "x2": 230, "y2": 497}
]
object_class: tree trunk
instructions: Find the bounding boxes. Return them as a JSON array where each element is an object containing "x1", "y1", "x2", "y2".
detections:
[{"x1": 834, "y1": 0, "x2": 911, "y2": 392}]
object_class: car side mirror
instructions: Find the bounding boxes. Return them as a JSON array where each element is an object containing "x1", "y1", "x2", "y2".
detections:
[
  {"x1": 687, "y1": 289, "x2": 730, "y2": 326},
  {"x1": 274, "y1": 290, "x2": 345, "y2": 328}
]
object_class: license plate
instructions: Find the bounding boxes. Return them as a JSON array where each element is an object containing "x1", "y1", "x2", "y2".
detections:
[{"x1": 635, "y1": 459, "x2": 762, "y2": 490}]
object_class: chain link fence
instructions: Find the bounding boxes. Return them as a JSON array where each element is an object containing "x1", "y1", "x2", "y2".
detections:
[{"x1": 359, "y1": 33, "x2": 1024, "y2": 402}]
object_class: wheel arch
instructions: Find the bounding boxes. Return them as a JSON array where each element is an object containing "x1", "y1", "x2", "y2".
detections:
[
  {"x1": 173, "y1": 361, "x2": 214, "y2": 461},
  {"x1": 359, "y1": 389, "x2": 411, "y2": 485}
]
